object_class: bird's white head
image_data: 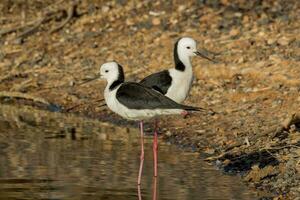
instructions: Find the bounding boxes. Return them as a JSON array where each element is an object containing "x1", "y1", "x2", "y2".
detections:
[
  {"x1": 176, "y1": 37, "x2": 198, "y2": 58},
  {"x1": 100, "y1": 61, "x2": 124, "y2": 85},
  {"x1": 174, "y1": 37, "x2": 216, "y2": 71}
]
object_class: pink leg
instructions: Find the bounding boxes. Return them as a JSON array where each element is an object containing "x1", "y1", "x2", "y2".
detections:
[
  {"x1": 138, "y1": 121, "x2": 144, "y2": 185},
  {"x1": 152, "y1": 177, "x2": 157, "y2": 200},
  {"x1": 181, "y1": 110, "x2": 189, "y2": 118},
  {"x1": 138, "y1": 184, "x2": 142, "y2": 200},
  {"x1": 153, "y1": 120, "x2": 158, "y2": 177}
]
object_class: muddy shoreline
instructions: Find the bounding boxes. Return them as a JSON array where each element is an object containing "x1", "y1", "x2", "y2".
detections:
[
  {"x1": 1, "y1": 0, "x2": 300, "y2": 199},
  {"x1": 1, "y1": 99, "x2": 299, "y2": 199},
  {"x1": 0, "y1": 104, "x2": 262, "y2": 200}
]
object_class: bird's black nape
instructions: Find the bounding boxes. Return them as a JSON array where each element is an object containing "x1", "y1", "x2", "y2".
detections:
[
  {"x1": 174, "y1": 38, "x2": 185, "y2": 71},
  {"x1": 117, "y1": 63, "x2": 125, "y2": 82},
  {"x1": 109, "y1": 63, "x2": 125, "y2": 91}
]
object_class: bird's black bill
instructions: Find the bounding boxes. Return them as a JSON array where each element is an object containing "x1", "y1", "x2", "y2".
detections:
[
  {"x1": 99, "y1": 103, "x2": 107, "y2": 107},
  {"x1": 195, "y1": 51, "x2": 218, "y2": 63},
  {"x1": 96, "y1": 98, "x2": 105, "y2": 102},
  {"x1": 79, "y1": 75, "x2": 100, "y2": 85}
]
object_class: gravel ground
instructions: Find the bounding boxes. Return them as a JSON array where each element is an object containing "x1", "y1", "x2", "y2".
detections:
[{"x1": 0, "y1": 0, "x2": 300, "y2": 199}]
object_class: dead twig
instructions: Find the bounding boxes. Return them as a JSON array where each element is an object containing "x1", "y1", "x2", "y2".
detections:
[
  {"x1": 0, "y1": 91, "x2": 50, "y2": 105},
  {"x1": 15, "y1": 17, "x2": 47, "y2": 42},
  {"x1": 204, "y1": 153, "x2": 225, "y2": 161},
  {"x1": 65, "y1": 98, "x2": 105, "y2": 112},
  {"x1": 50, "y1": 2, "x2": 77, "y2": 33},
  {"x1": 5, "y1": 1, "x2": 80, "y2": 41},
  {"x1": 0, "y1": 22, "x2": 34, "y2": 37},
  {"x1": 9, "y1": 79, "x2": 34, "y2": 92},
  {"x1": 0, "y1": 72, "x2": 29, "y2": 83},
  {"x1": 263, "y1": 143, "x2": 300, "y2": 151}
]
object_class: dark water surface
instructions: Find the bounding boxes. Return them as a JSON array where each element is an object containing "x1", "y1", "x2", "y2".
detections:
[{"x1": 0, "y1": 105, "x2": 261, "y2": 200}]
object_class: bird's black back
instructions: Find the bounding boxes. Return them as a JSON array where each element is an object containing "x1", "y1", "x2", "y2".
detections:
[{"x1": 139, "y1": 70, "x2": 172, "y2": 95}]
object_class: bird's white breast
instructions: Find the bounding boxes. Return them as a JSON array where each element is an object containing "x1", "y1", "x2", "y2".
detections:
[
  {"x1": 104, "y1": 85, "x2": 129, "y2": 119},
  {"x1": 166, "y1": 68, "x2": 194, "y2": 103}
]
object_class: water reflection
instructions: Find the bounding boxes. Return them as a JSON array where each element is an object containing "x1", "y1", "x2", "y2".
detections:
[
  {"x1": 0, "y1": 105, "x2": 260, "y2": 200},
  {"x1": 152, "y1": 177, "x2": 157, "y2": 200}
]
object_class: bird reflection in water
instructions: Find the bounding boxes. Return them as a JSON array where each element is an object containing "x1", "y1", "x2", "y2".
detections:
[{"x1": 138, "y1": 177, "x2": 157, "y2": 200}]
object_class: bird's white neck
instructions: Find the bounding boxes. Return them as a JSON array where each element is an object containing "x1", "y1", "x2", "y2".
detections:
[
  {"x1": 106, "y1": 78, "x2": 116, "y2": 88},
  {"x1": 178, "y1": 53, "x2": 192, "y2": 72},
  {"x1": 106, "y1": 77, "x2": 123, "y2": 92}
]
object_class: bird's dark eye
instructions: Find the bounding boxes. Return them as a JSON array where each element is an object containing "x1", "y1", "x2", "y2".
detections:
[
  {"x1": 187, "y1": 46, "x2": 191, "y2": 49},
  {"x1": 105, "y1": 70, "x2": 109, "y2": 73}
]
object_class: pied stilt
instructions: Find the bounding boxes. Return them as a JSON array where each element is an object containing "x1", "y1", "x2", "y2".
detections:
[
  {"x1": 140, "y1": 37, "x2": 215, "y2": 105},
  {"x1": 100, "y1": 61, "x2": 204, "y2": 185}
]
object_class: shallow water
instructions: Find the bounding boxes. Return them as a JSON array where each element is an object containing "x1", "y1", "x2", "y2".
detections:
[{"x1": 0, "y1": 105, "x2": 261, "y2": 200}]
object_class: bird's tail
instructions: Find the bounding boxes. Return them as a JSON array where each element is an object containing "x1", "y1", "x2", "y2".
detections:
[
  {"x1": 182, "y1": 105, "x2": 217, "y2": 114},
  {"x1": 183, "y1": 105, "x2": 205, "y2": 111}
]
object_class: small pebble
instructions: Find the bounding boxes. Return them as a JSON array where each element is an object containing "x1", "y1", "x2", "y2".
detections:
[{"x1": 152, "y1": 18, "x2": 161, "y2": 25}]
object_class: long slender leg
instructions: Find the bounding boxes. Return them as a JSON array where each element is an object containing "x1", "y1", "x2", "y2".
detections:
[
  {"x1": 138, "y1": 121, "x2": 144, "y2": 185},
  {"x1": 138, "y1": 184, "x2": 142, "y2": 200},
  {"x1": 152, "y1": 177, "x2": 157, "y2": 200},
  {"x1": 153, "y1": 119, "x2": 158, "y2": 177}
]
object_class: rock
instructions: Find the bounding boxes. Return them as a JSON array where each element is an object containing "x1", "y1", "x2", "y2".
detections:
[
  {"x1": 255, "y1": 61, "x2": 266, "y2": 68},
  {"x1": 277, "y1": 37, "x2": 293, "y2": 46},
  {"x1": 178, "y1": 5, "x2": 186, "y2": 12},
  {"x1": 269, "y1": 54, "x2": 282, "y2": 63},
  {"x1": 267, "y1": 38, "x2": 276, "y2": 45},
  {"x1": 220, "y1": 0, "x2": 229, "y2": 5},
  {"x1": 204, "y1": 148, "x2": 215, "y2": 155},
  {"x1": 97, "y1": 133, "x2": 107, "y2": 140},
  {"x1": 243, "y1": 15, "x2": 249, "y2": 23},
  {"x1": 126, "y1": 19, "x2": 134, "y2": 26},
  {"x1": 234, "y1": 12, "x2": 242, "y2": 18},
  {"x1": 165, "y1": 131, "x2": 172, "y2": 137},
  {"x1": 237, "y1": 57, "x2": 244, "y2": 63},
  {"x1": 229, "y1": 28, "x2": 240, "y2": 37},
  {"x1": 149, "y1": 11, "x2": 165, "y2": 16},
  {"x1": 258, "y1": 31, "x2": 266, "y2": 37},
  {"x1": 69, "y1": 81, "x2": 75, "y2": 86},
  {"x1": 223, "y1": 159, "x2": 231, "y2": 165},
  {"x1": 152, "y1": 18, "x2": 161, "y2": 25},
  {"x1": 196, "y1": 129, "x2": 206, "y2": 134},
  {"x1": 101, "y1": 6, "x2": 109, "y2": 13}
]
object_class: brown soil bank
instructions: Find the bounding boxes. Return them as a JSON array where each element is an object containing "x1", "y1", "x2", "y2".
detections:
[{"x1": 0, "y1": 0, "x2": 300, "y2": 199}]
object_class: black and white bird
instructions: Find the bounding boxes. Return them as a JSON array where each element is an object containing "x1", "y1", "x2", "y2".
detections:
[
  {"x1": 100, "y1": 61, "x2": 203, "y2": 185},
  {"x1": 83, "y1": 37, "x2": 215, "y2": 112},
  {"x1": 140, "y1": 37, "x2": 215, "y2": 105}
]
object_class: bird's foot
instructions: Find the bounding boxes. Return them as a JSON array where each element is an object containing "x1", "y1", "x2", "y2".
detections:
[{"x1": 181, "y1": 110, "x2": 190, "y2": 119}]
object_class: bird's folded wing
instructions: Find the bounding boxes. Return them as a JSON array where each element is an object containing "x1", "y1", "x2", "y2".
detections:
[
  {"x1": 116, "y1": 82, "x2": 181, "y2": 110},
  {"x1": 139, "y1": 70, "x2": 172, "y2": 95}
]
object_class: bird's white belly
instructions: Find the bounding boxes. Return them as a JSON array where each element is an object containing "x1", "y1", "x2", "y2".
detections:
[
  {"x1": 105, "y1": 87, "x2": 131, "y2": 119},
  {"x1": 166, "y1": 70, "x2": 193, "y2": 103},
  {"x1": 105, "y1": 87, "x2": 182, "y2": 121}
]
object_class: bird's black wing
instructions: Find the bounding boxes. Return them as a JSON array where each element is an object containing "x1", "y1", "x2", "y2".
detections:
[
  {"x1": 139, "y1": 70, "x2": 172, "y2": 95},
  {"x1": 116, "y1": 82, "x2": 201, "y2": 111}
]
